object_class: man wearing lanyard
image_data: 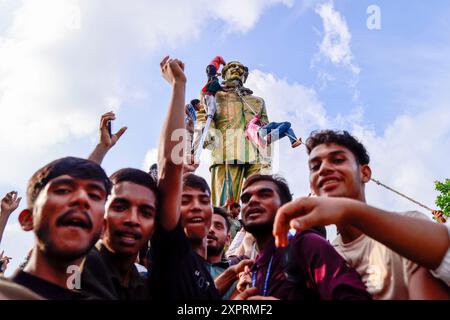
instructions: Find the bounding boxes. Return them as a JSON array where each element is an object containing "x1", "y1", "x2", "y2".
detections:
[{"x1": 237, "y1": 174, "x2": 371, "y2": 300}]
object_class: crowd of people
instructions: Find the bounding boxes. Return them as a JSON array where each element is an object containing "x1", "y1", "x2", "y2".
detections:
[{"x1": 0, "y1": 56, "x2": 449, "y2": 300}]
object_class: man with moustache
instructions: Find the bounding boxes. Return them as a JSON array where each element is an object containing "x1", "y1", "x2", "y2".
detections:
[
  {"x1": 206, "y1": 207, "x2": 246, "y2": 299},
  {"x1": 11, "y1": 157, "x2": 111, "y2": 299},
  {"x1": 81, "y1": 168, "x2": 157, "y2": 300},
  {"x1": 207, "y1": 207, "x2": 231, "y2": 270}
]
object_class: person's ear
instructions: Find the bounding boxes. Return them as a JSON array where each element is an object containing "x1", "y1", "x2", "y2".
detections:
[
  {"x1": 18, "y1": 209, "x2": 34, "y2": 231},
  {"x1": 226, "y1": 233, "x2": 231, "y2": 246},
  {"x1": 361, "y1": 165, "x2": 372, "y2": 183}
]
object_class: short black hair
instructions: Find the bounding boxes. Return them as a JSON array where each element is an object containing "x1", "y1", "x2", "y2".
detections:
[
  {"x1": 110, "y1": 168, "x2": 159, "y2": 204},
  {"x1": 190, "y1": 99, "x2": 200, "y2": 106},
  {"x1": 242, "y1": 174, "x2": 292, "y2": 206},
  {"x1": 27, "y1": 157, "x2": 111, "y2": 209},
  {"x1": 230, "y1": 202, "x2": 240, "y2": 209},
  {"x1": 306, "y1": 130, "x2": 370, "y2": 165},
  {"x1": 182, "y1": 173, "x2": 211, "y2": 196},
  {"x1": 213, "y1": 207, "x2": 231, "y2": 232}
]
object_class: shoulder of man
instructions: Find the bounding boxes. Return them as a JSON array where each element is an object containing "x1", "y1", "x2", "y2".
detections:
[
  {"x1": 399, "y1": 210, "x2": 430, "y2": 221},
  {"x1": 0, "y1": 277, "x2": 44, "y2": 300}
]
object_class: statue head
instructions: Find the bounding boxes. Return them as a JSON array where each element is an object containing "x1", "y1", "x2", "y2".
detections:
[{"x1": 221, "y1": 61, "x2": 249, "y2": 85}]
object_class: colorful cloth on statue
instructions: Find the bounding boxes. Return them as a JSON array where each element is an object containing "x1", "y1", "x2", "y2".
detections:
[
  {"x1": 196, "y1": 90, "x2": 272, "y2": 166},
  {"x1": 245, "y1": 115, "x2": 268, "y2": 148},
  {"x1": 209, "y1": 56, "x2": 225, "y2": 71},
  {"x1": 202, "y1": 78, "x2": 223, "y2": 96}
]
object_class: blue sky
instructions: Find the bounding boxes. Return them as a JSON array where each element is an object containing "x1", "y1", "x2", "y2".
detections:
[{"x1": 1, "y1": 0, "x2": 449, "y2": 275}]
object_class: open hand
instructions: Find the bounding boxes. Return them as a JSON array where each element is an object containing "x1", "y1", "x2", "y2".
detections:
[
  {"x1": 1, "y1": 191, "x2": 21, "y2": 217},
  {"x1": 98, "y1": 111, "x2": 127, "y2": 149}
]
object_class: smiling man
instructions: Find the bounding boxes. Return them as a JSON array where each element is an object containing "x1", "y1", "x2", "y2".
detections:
[
  {"x1": 274, "y1": 130, "x2": 448, "y2": 299},
  {"x1": 80, "y1": 168, "x2": 157, "y2": 300},
  {"x1": 237, "y1": 174, "x2": 371, "y2": 300},
  {"x1": 150, "y1": 173, "x2": 221, "y2": 300},
  {"x1": 11, "y1": 157, "x2": 111, "y2": 300},
  {"x1": 147, "y1": 57, "x2": 221, "y2": 300}
]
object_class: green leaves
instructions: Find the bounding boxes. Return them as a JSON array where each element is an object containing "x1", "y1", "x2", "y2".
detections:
[{"x1": 435, "y1": 179, "x2": 450, "y2": 218}]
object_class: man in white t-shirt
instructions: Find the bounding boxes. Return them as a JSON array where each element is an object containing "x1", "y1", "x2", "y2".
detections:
[
  {"x1": 273, "y1": 130, "x2": 449, "y2": 299},
  {"x1": 331, "y1": 210, "x2": 424, "y2": 299}
]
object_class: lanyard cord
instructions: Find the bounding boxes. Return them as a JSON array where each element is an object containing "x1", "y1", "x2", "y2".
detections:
[{"x1": 252, "y1": 255, "x2": 274, "y2": 296}]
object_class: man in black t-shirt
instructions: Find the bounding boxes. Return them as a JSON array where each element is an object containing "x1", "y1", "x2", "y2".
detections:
[
  {"x1": 10, "y1": 157, "x2": 111, "y2": 300},
  {"x1": 150, "y1": 174, "x2": 220, "y2": 300},
  {"x1": 148, "y1": 56, "x2": 220, "y2": 300},
  {"x1": 81, "y1": 168, "x2": 157, "y2": 300}
]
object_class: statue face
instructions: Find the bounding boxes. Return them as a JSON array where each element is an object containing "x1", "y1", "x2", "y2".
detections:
[{"x1": 222, "y1": 61, "x2": 247, "y2": 83}]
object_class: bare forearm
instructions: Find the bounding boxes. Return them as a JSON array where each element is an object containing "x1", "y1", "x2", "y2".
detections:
[
  {"x1": 158, "y1": 81, "x2": 186, "y2": 230},
  {"x1": 214, "y1": 268, "x2": 237, "y2": 296},
  {"x1": 0, "y1": 214, "x2": 9, "y2": 245},
  {"x1": 346, "y1": 203, "x2": 449, "y2": 269},
  {"x1": 87, "y1": 144, "x2": 109, "y2": 165},
  {"x1": 408, "y1": 267, "x2": 450, "y2": 299}
]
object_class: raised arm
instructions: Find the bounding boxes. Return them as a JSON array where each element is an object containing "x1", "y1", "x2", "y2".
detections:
[
  {"x1": 157, "y1": 56, "x2": 186, "y2": 231},
  {"x1": 0, "y1": 191, "x2": 22, "y2": 245},
  {"x1": 274, "y1": 197, "x2": 449, "y2": 270},
  {"x1": 87, "y1": 111, "x2": 127, "y2": 165}
]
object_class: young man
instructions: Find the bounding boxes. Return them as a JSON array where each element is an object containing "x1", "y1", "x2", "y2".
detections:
[
  {"x1": 81, "y1": 168, "x2": 157, "y2": 299},
  {"x1": 150, "y1": 173, "x2": 221, "y2": 300},
  {"x1": 237, "y1": 174, "x2": 371, "y2": 300},
  {"x1": 149, "y1": 57, "x2": 248, "y2": 300},
  {"x1": 227, "y1": 202, "x2": 242, "y2": 241},
  {"x1": 274, "y1": 130, "x2": 449, "y2": 299},
  {"x1": 274, "y1": 198, "x2": 450, "y2": 289},
  {"x1": 207, "y1": 207, "x2": 231, "y2": 267},
  {"x1": 207, "y1": 207, "x2": 245, "y2": 299},
  {"x1": 11, "y1": 157, "x2": 111, "y2": 299},
  {"x1": 143, "y1": 56, "x2": 218, "y2": 300}
]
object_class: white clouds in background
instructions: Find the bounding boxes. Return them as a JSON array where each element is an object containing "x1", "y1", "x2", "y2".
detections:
[
  {"x1": 143, "y1": 148, "x2": 158, "y2": 173},
  {"x1": 0, "y1": 0, "x2": 293, "y2": 275},
  {"x1": 184, "y1": 68, "x2": 448, "y2": 224},
  {"x1": 0, "y1": 0, "x2": 292, "y2": 187},
  {"x1": 354, "y1": 107, "x2": 450, "y2": 213},
  {"x1": 247, "y1": 70, "x2": 449, "y2": 222},
  {"x1": 216, "y1": 0, "x2": 294, "y2": 33},
  {"x1": 314, "y1": 0, "x2": 359, "y2": 75}
]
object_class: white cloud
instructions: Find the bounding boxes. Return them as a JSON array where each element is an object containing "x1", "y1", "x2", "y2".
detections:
[
  {"x1": 142, "y1": 148, "x2": 158, "y2": 173},
  {"x1": 0, "y1": 0, "x2": 293, "y2": 273},
  {"x1": 354, "y1": 106, "x2": 450, "y2": 215},
  {"x1": 314, "y1": 0, "x2": 359, "y2": 75},
  {"x1": 245, "y1": 70, "x2": 449, "y2": 238},
  {"x1": 247, "y1": 69, "x2": 328, "y2": 195},
  {"x1": 0, "y1": 0, "x2": 292, "y2": 188},
  {"x1": 216, "y1": 0, "x2": 294, "y2": 33}
]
